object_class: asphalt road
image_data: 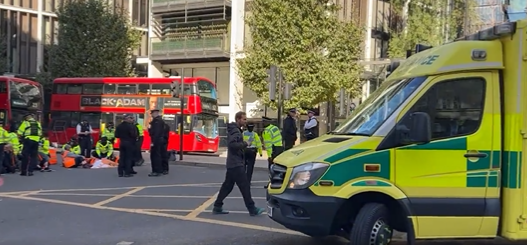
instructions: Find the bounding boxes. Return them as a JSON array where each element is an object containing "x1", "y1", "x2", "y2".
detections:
[{"x1": 0, "y1": 161, "x2": 522, "y2": 245}]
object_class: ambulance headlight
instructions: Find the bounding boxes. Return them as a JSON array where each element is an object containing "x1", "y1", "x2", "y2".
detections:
[{"x1": 288, "y1": 162, "x2": 329, "y2": 189}]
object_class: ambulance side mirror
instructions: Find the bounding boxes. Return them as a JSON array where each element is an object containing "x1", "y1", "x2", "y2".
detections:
[{"x1": 408, "y1": 112, "x2": 431, "y2": 144}]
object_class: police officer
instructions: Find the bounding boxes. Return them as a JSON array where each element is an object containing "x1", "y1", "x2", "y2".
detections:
[
  {"x1": 262, "y1": 117, "x2": 283, "y2": 169},
  {"x1": 243, "y1": 122, "x2": 262, "y2": 184},
  {"x1": 92, "y1": 136, "x2": 114, "y2": 160},
  {"x1": 76, "y1": 119, "x2": 93, "y2": 158},
  {"x1": 282, "y1": 108, "x2": 298, "y2": 150},
  {"x1": 115, "y1": 114, "x2": 137, "y2": 177},
  {"x1": 161, "y1": 120, "x2": 170, "y2": 175},
  {"x1": 101, "y1": 121, "x2": 115, "y2": 144},
  {"x1": 17, "y1": 113, "x2": 42, "y2": 176},
  {"x1": 303, "y1": 110, "x2": 319, "y2": 141},
  {"x1": 148, "y1": 109, "x2": 166, "y2": 177},
  {"x1": 134, "y1": 118, "x2": 145, "y2": 166}
]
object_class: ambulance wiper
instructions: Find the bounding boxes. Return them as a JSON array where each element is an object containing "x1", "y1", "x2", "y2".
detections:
[{"x1": 327, "y1": 132, "x2": 370, "y2": 136}]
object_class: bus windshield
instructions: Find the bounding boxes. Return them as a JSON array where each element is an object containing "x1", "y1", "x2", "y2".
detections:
[
  {"x1": 331, "y1": 76, "x2": 427, "y2": 136},
  {"x1": 193, "y1": 114, "x2": 218, "y2": 138}
]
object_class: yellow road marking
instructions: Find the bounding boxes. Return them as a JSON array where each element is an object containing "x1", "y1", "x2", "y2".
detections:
[
  {"x1": 140, "y1": 208, "x2": 266, "y2": 214},
  {"x1": 186, "y1": 192, "x2": 219, "y2": 218},
  {"x1": 30, "y1": 192, "x2": 266, "y2": 199},
  {"x1": 20, "y1": 191, "x2": 40, "y2": 197},
  {"x1": 93, "y1": 187, "x2": 145, "y2": 207},
  {"x1": 0, "y1": 193, "x2": 303, "y2": 236},
  {"x1": 0, "y1": 181, "x2": 269, "y2": 194}
]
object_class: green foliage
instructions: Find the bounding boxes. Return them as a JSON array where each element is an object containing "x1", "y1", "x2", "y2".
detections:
[
  {"x1": 49, "y1": 0, "x2": 142, "y2": 78},
  {"x1": 387, "y1": 0, "x2": 480, "y2": 58},
  {"x1": 0, "y1": 34, "x2": 7, "y2": 74},
  {"x1": 237, "y1": 0, "x2": 364, "y2": 110}
]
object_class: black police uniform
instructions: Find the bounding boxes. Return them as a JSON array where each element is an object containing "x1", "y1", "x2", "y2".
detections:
[
  {"x1": 115, "y1": 118, "x2": 137, "y2": 177},
  {"x1": 77, "y1": 121, "x2": 92, "y2": 158},
  {"x1": 148, "y1": 110, "x2": 166, "y2": 176},
  {"x1": 282, "y1": 108, "x2": 298, "y2": 150},
  {"x1": 161, "y1": 122, "x2": 170, "y2": 174}
]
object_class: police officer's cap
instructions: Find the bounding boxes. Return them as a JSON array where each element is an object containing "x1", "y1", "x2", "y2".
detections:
[
  {"x1": 288, "y1": 108, "x2": 297, "y2": 113},
  {"x1": 100, "y1": 136, "x2": 108, "y2": 140},
  {"x1": 150, "y1": 109, "x2": 160, "y2": 114},
  {"x1": 262, "y1": 116, "x2": 273, "y2": 122},
  {"x1": 307, "y1": 110, "x2": 315, "y2": 114},
  {"x1": 123, "y1": 114, "x2": 134, "y2": 118},
  {"x1": 247, "y1": 122, "x2": 255, "y2": 127},
  {"x1": 24, "y1": 112, "x2": 34, "y2": 118}
]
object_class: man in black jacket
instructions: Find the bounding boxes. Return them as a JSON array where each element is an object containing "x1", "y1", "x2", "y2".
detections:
[
  {"x1": 148, "y1": 109, "x2": 166, "y2": 177},
  {"x1": 282, "y1": 108, "x2": 298, "y2": 150},
  {"x1": 115, "y1": 114, "x2": 137, "y2": 177},
  {"x1": 212, "y1": 111, "x2": 264, "y2": 216}
]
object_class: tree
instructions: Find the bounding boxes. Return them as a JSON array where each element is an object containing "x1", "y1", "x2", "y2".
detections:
[
  {"x1": 388, "y1": 0, "x2": 480, "y2": 58},
  {"x1": 0, "y1": 34, "x2": 7, "y2": 74},
  {"x1": 237, "y1": 0, "x2": 364, "y2": 110},
  {"x1": 49, "y1": 0, "x2": 141, "y2": 78}
]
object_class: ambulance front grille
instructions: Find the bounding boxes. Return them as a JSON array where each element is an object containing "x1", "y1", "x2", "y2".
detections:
[{"x1": 269, "y1": 163, "x2": 287, "y2": 189}]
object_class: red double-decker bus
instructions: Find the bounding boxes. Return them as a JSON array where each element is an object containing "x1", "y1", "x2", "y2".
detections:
[
  {"x1": 49, "y1": 77, "x2": 220, "y2": 153},
  {"x1": 0, "y1": 76, "x2": 44, "y2": 130}
]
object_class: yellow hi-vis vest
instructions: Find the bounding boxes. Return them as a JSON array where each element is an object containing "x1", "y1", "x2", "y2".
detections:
[
  {"x1": 262, "y1": 124, "x2": 282, "y2": 157},
  {"x1": 243, "y1": 131, "x2": 263, "y2": 155}
]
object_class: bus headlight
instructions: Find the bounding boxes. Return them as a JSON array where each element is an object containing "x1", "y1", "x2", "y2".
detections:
[{"x1": 288, "y1": 162, "x2": 329, "y2": 189}]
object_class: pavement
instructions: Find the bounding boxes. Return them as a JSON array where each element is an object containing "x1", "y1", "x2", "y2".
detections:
[{"x1": 0, "y1": 155, "x2": 522, "y2": 245}]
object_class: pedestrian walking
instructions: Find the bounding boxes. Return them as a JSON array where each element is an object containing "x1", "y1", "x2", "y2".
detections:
[
  {"x1": 243, "y1": 122, "x2": 262, "y2": 184},
  {"x1": 282, "y1": 108, "x2": 298, "y2": 150},
  {"x1": 212, "y1": 111, "x2": 264, "y2": 216},
  {"x1": 115, "y1": 114, "x2": 137, "y2": 177},
  {"x1": 76, "y1": 119, "x2": 94, "y2": 158},
  {"x1": 148, "y1": 109, "x2": 166, "y2": 177},
  {"x1": 303, "y1": 110, "x2": 319, "y2": 141},
  {"x1": 17, "y1": 113, "x2": 41, "y2": 176}
]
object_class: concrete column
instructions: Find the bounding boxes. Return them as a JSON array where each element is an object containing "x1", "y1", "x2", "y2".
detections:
[
  {"x1": 36, "y1": 0, "x2": 44, "y2": 72},
  {"x1": 227, "y1": 0, "x2": 246, "y2": 122}
]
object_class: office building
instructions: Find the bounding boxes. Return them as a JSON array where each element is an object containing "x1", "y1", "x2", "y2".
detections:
[{"x1": 0, "y1": 0, "x2": 150, "y2": 75}]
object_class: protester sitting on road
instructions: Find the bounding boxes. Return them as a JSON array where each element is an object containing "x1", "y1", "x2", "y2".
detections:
[
  {"x1": 61, "y1": 147, "x2": 87, "y2": 168},
  {"x1": 62, "y1": 138, "x2": 81, "y2": 155},
  {"x1": 37, "y1": 136, "x2": 52, "y2": 172},
  {"x1": 92, "y1": 136, "x2": 115, "y2": 160},
  {"x1": 1, "y1": 144, "x2": 17, "y2": 174}
]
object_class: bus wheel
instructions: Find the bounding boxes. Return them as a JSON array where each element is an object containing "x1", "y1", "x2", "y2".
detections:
[{"x1": 349, "y1": 203, "x2": 393, "y2": 245}]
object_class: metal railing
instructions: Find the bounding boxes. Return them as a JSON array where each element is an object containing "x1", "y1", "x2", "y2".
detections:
[
  {"x1": 152, "y1": 0, "x2": 231, "y2": 8},
  {"x1": 150, "y1": 34, "x2": 230, "y2": 58}
]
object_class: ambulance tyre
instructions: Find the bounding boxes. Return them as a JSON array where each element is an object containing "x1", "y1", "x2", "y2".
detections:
[{"x1": 349, "y1": 203, "x2": 393, "y2": 245}]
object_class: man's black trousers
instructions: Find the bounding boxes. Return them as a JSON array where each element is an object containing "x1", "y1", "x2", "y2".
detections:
[
  {"x1": 150, "y1": 143, "x2": 163, "y2": 173},
  {"x1": 20, "y1": 139, "x2": 38, "y2": 174},
  {"x1": 244, "y1": 149, "x2": 257, "y2": 183},
  {"x1": 135, "y1": 136, "x2": 144, "y2": 162},
  {"x1": 79, "y1": 136, "x2": 92, "y2": 158},
  {"x1": 118, "y1": 141, "x2": 134, "y2": 175},
  {"x1": 214, "y1": 166, "x2": 256, "y2": 210},
  {"x1": 161, "y1": 142, "x2": 169, "y2": 172}
]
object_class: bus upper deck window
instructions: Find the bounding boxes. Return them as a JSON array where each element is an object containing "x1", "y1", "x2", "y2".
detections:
[
  {"x1": 104, "y1": 84, "x2": 116, "y2": 94},
  {"x1": 116, "y1": 84, "x2": 137, "y2": 94},
  {"x1": 150, "y1": 84, "x2": 170, "y2": 95},
  {"x1": 82, "y1": 84, "x2": 103, "y2": 94},
  {"x1": 138, "y1": 84, "x2": 150, "y2": 95},
  {"x1": 67, "y1": 84, "x2": 82, "y2": 94}
]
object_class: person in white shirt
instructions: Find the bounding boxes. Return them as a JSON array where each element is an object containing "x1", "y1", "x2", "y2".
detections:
[
  {"x1": 303, "y1": 110, "x2": 319, "y2": 141},
  {"x1": 76, "y1": 119, "x2": 94, "y2": 158}
]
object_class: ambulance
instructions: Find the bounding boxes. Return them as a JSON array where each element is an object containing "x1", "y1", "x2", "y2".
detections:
[{"x1": 267, "y1": 19, "x2": 527, "y2": 245}]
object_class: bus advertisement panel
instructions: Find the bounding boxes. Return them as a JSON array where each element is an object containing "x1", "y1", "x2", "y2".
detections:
[
  {"x1": 49, "y1": 77, "x2": 219, "y2": 153},
  {"x1": 0, "y1": 76, "x2": 44, "y2": 130}
]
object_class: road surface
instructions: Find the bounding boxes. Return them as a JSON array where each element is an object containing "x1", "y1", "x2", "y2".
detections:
[{"x1": 0, "y1": 157, "x2": 521, "y2": 245}]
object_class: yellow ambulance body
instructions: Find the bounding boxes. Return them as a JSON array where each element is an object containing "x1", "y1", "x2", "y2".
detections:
[{"x1": 267, "y1": 19, "x2": 527, "y2": 244}]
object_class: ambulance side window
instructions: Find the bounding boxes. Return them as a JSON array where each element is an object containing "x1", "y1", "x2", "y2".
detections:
[
  {"x1": 379, "y1": 77, "x2": 486, "y2": 149},
  {"x1": 406, "y1": 77, "x2": 486, "y2": 140}
]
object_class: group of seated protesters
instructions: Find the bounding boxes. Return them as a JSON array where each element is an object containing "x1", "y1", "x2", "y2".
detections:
[{"x1": 0, "y1": 133, "x2": 116, "y2": 174}]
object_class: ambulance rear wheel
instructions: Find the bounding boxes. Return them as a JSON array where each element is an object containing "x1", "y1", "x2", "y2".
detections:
[{"x1": 349, "y1": 203, "x2": 393, "y2": 245}]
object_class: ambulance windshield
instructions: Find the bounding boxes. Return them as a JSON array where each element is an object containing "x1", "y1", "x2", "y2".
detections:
[{"x1": 331, "y1": 76, "x2": 427, "y2": 136}]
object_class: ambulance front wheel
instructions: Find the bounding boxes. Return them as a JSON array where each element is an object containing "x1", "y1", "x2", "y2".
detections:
[{"x1": 349, "y1": 203, "x2": 393, "y2": 245}]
